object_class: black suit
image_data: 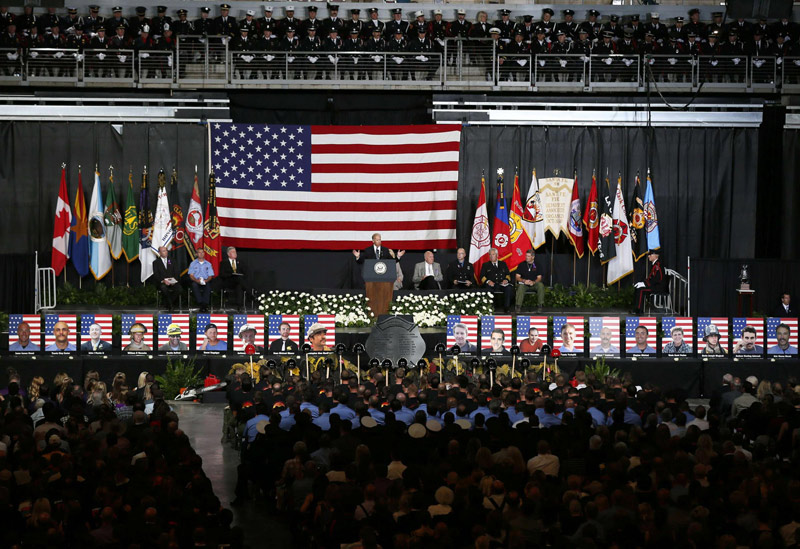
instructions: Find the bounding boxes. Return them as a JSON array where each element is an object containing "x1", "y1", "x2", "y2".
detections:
[
  {"x1": 356, "y1": 245, "x2": 396, "y2": 263},
  {"x1": 447, "y1": 260, "x2": 475, "y2": 289},
  {"x1": 773, "y1": 303, "x2": 795, "y2": 318},
  {"x1": 269, "y1": 338, "x2": 299, "y2": 353},
  {"x1": 217, "y1": 257, "x2": 249, "y2": 307},
  {"x1": 153, "y1": 256, "x2": 181, "y2": 310},
  {"x1": 481, "y1": 260, "x2": 513, "y2": 310},
  {"x1": 80, "y1": 340, "x2": 112, "y2": 352}
]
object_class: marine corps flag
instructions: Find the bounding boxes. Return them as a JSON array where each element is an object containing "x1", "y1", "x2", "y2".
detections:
[
  {"x1": 491, "y1": 169, "x2": 512, "y2": 262},
  {"x1": 597, "y1": 175, "x2": 616, "y2": 264},
  {"x1": 51, "y1": 165, "x2": 71, "y2": 276},
  {"x1": 103, "y1": 167, "x2": 123, "y2": 260},
  {"x1": 566, "y1": 172, "x2": 584, "y2": 258},
  {"x1": 607, "y1": 175, "x2": 634, "y2": 285},
  {"x1": 169, "y1": 169, "x2": 189, "y2": 275},
  {"x1": 139, "y1": 167, "x2": 155, "y2": 283},
  {"x1": 521, "y1": 169, "x2": 546, "y2": 250},
  {"x1": 203, "y1": 172, "x2": 222, "y2": 275},
  {"x1": 583, "y1": 173, "x2": 599, "y2": 255},
  {"x1": 122, "y1": 169, "x2": 139, "y2": 263},
  {"x1": 508, "y1": 170, "x2": 533, "y2": 270},
  {"x1": 69, "y1": 168, "x2": 89, "y2": 278},
  {"x1": 184, "y1": 171, "x2": 203, "y2": 262},
  {"x1": 469, "y1": 173, "x2": 491, "y2": 282},
  {"x1": 628, "y1": 173, "x2": 647, "y2": 262}
]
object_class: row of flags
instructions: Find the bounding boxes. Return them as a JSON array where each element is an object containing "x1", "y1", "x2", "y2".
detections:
[
  {"x1": 469, "y1": 168, "x2": 661, "y2": 284},
  {"x1": 51, "y1": 166, "x2": 222, "y2": 282}
]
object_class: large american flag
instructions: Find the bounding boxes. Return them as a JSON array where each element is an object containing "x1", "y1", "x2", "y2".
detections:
[
  {"x1": 516, "y1": 316, "x2": 549, "y2": 347},
  {"x1": 268, "y1": 314, "x2": 301, "y2": 347},
  {"x1": 446, "y1": 315, "x2": 479, "y2": 349},
  {"x1": 9, "y1": 314, "x2": 41, "y2": 349},
  {"x1": 553, "y1": 316, "x2": 585, "y2": 353},
  {"x1": 44, "y1": 314, "x2": 77, "y2": 350},
  {"x1": 767, "y1": 317, "x2": 798, "y2": 350},
  {"x1": 624, "y1": 316, "x2": 657, "y2": 353},
  {"x1": 480, "y1": 315, "x2": 513, "y2": 350},
  {"x1": 212, "y1": 123, "x2": 461, "y2": 250}
]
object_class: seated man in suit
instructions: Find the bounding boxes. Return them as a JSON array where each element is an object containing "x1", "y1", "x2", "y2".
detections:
[
  {"x1": 773, "y1": 291, "x2": 794, "y2": 318},
  {"x1": 80, "y1": 323, "x2": 112, "y2": 352},
  {"x1": 412, "y1": 250, "x2": 443, "y2": 290},
  {"x1": 269, "y1": 321, "x2": 299, "y2": 353},
  {"x1": 153, "y1": 245, "x2": 182, "y2": 311},
  {"x1": 217, "y1": 246, "x2": 250, "y2": 311},
  {"x1": 481, "y1": 248, "x2": 513, "y2": 313},
  {"x1": 446, "y1": 247, "x2": 474, "y2": 289},
  {"x1": 352, "y1": 232, "x2": 405, "y2": 263}
]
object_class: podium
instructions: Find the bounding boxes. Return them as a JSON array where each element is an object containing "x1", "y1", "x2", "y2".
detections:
[{"x1": 362, "y1": 259, "x2": 395, "y2": 317}]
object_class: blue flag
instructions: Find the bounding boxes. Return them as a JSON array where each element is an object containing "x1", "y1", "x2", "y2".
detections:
[{"x1": 644, "y1": 172, "x2": 660, "y2": 251}]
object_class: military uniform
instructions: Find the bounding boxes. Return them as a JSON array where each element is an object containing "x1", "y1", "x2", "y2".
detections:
[
  {"x1": 430, "y1": 15, "x2": 447, "y2": 52},
  {"x1": 215, "y1": 11, "x2": 239, "y2": 38},
  {"x1": 555, "y1": 10, "x2": 579, "y2": 41},
  {"x1": 257, "y1": 13, "x2": 276, "y2": 36},
  {"x1": 363, "y1": 11, "x2": 385, "y2": 41},
  {"x1": 515, "y1": 21, "x2": 537, "y2": 44},
  {"x1": 324, "y1": 13, "x2": 346, "y2": 37},
  {"x1": 278, "y1": 16, "x2": 301, "y2": 39},
  {"x1": 446, "y1": 259, "x2": 475, "y2": 288},
  {"x1": 0, "y1": 9, "x2": 16, "y2": 34},
  {"x1": 384, "y1": 10, "x2": 409, "y2": 41},
  {"x1": 644, "y1": 17, "x2": 668, "y2": 46},
  {"x1": 172, "y1": 11, "x2": 194, "y2": 36},
  {"x1": 194, "y1": 12, "x2": 216, "y2": 36},
  {"x1": 364, "y1": 29, "x2": 384, "y2": 78},
  {"x1": 88, "y1": 30, "x2": 110, "y2": 77},
  {"x1": 299, "y1": 16, "x2": 322, "y2": 38},
  {"x1": 82, "y1": 9, "x2": 104, "y2": 35},
  {"x1": 578, "y1": 12, "x2": 602, "y2": 43},
  {"x1": 38, "y1": 10, "x2": 61, "y2": 35},
  {"x1": 494, "y1": 10, "x2": 515, "y2": 41},
  {"x1": 407, "y1": 31, "x2": 435, "y2": 80},
  {"x1": 601, "y1": 19, "x2": 623, "y2": 42},
  {"x1": 448, "y1": 14, "x2": 471, "y2": 39},
  {"x1": 385, "y1": 33, "x2": 407, "y2": 80},
  {"x1": 481, "y1": 260, "x2": 513, "y2": 311},
  {"x1": 17, "y1": 8, "x2": 37, "y2": 34},
  {"x1": 104, "y1": 12, "x2": 130, "y2": 37},
  {"x1": 343, "y1": 14, "x2": 364, "y2": 40}
]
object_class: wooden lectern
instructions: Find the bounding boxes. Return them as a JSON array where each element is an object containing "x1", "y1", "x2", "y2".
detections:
[{"x1": 362, "y1": 259, "x2": 395, "y2": 317}]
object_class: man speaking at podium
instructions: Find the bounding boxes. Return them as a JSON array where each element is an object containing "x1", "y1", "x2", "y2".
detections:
[{"x1": 353, "y1": 233, "x2": 405, "y2": 263}]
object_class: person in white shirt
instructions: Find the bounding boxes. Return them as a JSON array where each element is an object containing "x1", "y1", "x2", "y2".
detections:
[{"x1": 526, "y1": 440, "x2": 559, "y2": 477}]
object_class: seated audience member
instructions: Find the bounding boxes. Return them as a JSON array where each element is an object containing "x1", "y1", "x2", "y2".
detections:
[
  {"x1": 515, "y1": 249, "x2": 545, "y2": 312},
  {"x1": 412, "y1": 250, "x2": 443, "y2": 290}
]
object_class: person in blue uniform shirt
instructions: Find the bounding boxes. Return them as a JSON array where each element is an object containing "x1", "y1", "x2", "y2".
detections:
[
  {"x1": 591, "y1": 326, "x2": 619, "y2": 354},
  {"x1": 559, "y1": 323, "x2": 577, "y2": 353},
  {"x1": 188, "y1": 248, "x2": 215, "y2": 313},
  {"x1": 627, "y1": 324, "x2": 656, "y2": 354},
  {"x1": 199, "y1": 323, "x2": 228, "y2": 351},
  {"x1": 768, "y1": 323, "x2": 798, "y2": 355},
  {"x1": 80, "y1": 323, "x2": 112, "y2": 352},
  {"x1": 9, "y1": 321, "x2": 39, "y2": 351},
  {"x1": 733, "y1": 326, "x2": 764, "y2": 355},
  {"x1": 515, "y1": 249, "x2": 545, "y2": 312},
  {"x1": 45, "y1": 321, "x2": 76, "y2": 351}
]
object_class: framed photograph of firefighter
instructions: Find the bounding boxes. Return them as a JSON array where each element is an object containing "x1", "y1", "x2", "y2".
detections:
[
  {"x1": 589, "y1": 317, "x2": 621, "y2": 359},
  {"x1": 233, "y1": 315, "x2": 266, "y2": 354},
  {"x1": 79, "y1": 314, "x2": 114, "y2": 355},
  {"x1": 661, "y1": 317, "x2": 693, "y2": 358},
  {"x1": 446, "y1": 315, "x2": 478, "y2": 355},
  {"x1": 196, "y1": 314, "x2": 229, "y2": 354},
  {"x1": 44, "y1": 314, "x2": 77, "y2": 354},
  {"x1": 732, "y1": 317, "x2": 765, "y2": 358},
  {"x1": 8, "y1": 314, "x2": 41, "y2": 355},
  {"x1": 553, "y1": 316, "x2": 585, "y2": 358},
  {"x1": 480, "y1": 315, "x2": 512, "y2": 356},
  {"x1": 157, "y1": 314, "x2": 190, "y2": 355},
  {"x1": 303, "y1": 315, "x2": 336, "y2": 352},
  {"x1": 697, "y1": 317, "x2": 729, "y2": 358},
  {"x1": 767, "y1": 318, "x2": 798, "y2": 358},
  {"x1": 517, "y1": 316, "x2": 548, "y2": 355},
  {"x1": 624, "y1": 317, "x2": 657, "y2": 358},
  {"x1": 121, "y1": 314, "x2": 154, "y2": 355},
  {"x1": 268, "y1": 314, "x2": 301, "y2": 355}
]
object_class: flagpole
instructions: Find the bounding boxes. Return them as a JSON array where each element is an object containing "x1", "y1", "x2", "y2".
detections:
[
  {"x1": 573, "y1": 250, "x2": 576, "y2": 287},
  {"x1": 109, "y1": 165, "x2": 115, "y2": 288},
  {"x1": 586, "y1": 256, "x2": 590, "y2": 288}
]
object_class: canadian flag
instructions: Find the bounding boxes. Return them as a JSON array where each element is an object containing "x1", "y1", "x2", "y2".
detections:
[{"x1": 51, "y1": 166, "x2": 71, "y2": 276}]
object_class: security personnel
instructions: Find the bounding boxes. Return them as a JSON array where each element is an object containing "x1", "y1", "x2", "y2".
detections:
[
  {"x1": 535, "y1": 8, "x2": 556, "y2": 40},
  {"x1": 172, "y1": 10, "x2": 194, "y2": 36},
  {"x1": 215, "y1": 4, "x2": 238, "y2": 38},
  {"x1": 556, "y1": 9, "x2": 579, "y2": 41},
  {"x1": 257, "y1": 6, "x2": 276, "y2": 36},
  {"x1": 104, "y1": 6, "x2": 129, "y2": 36},
  {"x1": 481, "y1": 248, "x2": 513, "y2": 312},
  {"x1": 363, "y1": 8, "x2": 384, "y2": 40},
  {"x1": 579, "y1": 10, "x2": 602, "y2": 42},
  {"x1": 194, "y1": 7, "x2": 215, "y2": 36},
  {"x1": 343, "y1": 9, "x2": 363, "y2": 39},
  {"x1": 299, "y1": 5, "x2": 321, "y2": 38},
  {"x1": 150, "y1": 6, "x2": 172, "y2": 40},
  {"x1": 494, "y1": 9, "x2": 515, "y2": 41},
  {"x1": 684, "y1": 9, "x2": 706, "y2": 41},
  {"x1": 448, "y1": 9, "x2": 471, "y2": 39},
  {"x1": 130, "y1": 7, "x2": 150, "y2": 37},
  {"x1": 384, "y1": 8, "x2": 408, "y2": 41},
  {"x1": 322, "y1": 4, "x2": 343, "y2": 37},
  {"x1": 278, "y1": 6, "x2": 301, "y2": 39}
]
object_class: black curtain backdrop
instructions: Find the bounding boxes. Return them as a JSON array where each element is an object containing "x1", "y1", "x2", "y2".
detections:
[
  {"x1": 0, "y1": 254, "x2": 34, "y2": 313},
  {"x1": 456, "y1": 126, "x2": 759, "y2": 279},
  {"x1": 781, "y1": 130, "x2": 800, "y2": 259}
]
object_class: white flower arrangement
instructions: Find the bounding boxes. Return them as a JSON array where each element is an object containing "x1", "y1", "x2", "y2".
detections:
[
  {"x1": 389, "y1": 292, "x2": 494, "y2": 327},
  {"x1": 257, "y1": 290, "x2": 374, "y2": 327}
]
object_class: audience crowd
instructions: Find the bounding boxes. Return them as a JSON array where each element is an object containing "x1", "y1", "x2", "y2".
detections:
[
  {"x1": 0, "y1": 367, "x2": 240, "y2": 548},
  {"x1": 226, "y1": 364, "x2": 800, "y2": 548}
]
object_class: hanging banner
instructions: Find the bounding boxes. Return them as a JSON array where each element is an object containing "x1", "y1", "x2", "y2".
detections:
[{"x1": 537, "y1": 177, "x2": 574, "y2": 239}]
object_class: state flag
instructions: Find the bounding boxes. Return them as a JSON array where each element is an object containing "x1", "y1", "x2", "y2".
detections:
[
  {"x1": 104, "y1": 168, "x2": 123, "y2": 260},
  {"x1": 203, "y1": 173, "x2": 223, "y2": 275},
  {"x1": 122, "y1": 169, "x2": 139, "y2": 263},
  {"x1": 507, "y1": 172, "x2": 533, "y2": 270},
  {"x1": 607, "y1": 176, "x2": 633, "y2": 285},
  {"x1": 644, "y1": 171, "x2": 661, "y2": 252},
  {"x1": 89, "y1": 170, "x2": 112, "y2": 280},
  {"x1": 629, "y1": 173, "x2": 647, "y2": 261},
  {"x1": 521, "y1": 169, "x2": 546, "y2": 250},
  {"x1": 597, "y1": 175, "x2": 616, "y2": 264},
  {"x1": 139, "y1": 169, "x2": 155, "y2": 282},
  {"x1": 69, "y1": 169, "x2": 89, "y2": 277}
]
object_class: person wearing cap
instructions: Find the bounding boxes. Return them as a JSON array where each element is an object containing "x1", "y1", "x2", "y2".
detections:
[
  {"x1": 129, "y1": 6, "x2": 149, "y2": 37},
  {"x1": 428, "y1": 9, "x2": 446, "y2": 52},
  {"x1": 731, "y1": 16, "x2": 753, "y2": 43},
  {"x1": 278, "y1": 5, "x2": 300, "y2": 40},
  {"x1": 644, "y1": 13, "x2": 667, "y2": 45},
  {"x1": 172, "y1": 9, "x2": 194, "y2": 36},
  {"x1": 668, "y1": 16, "x2": 687, "y2": 44},
  {"x1": 601, "y1": 15, "x2": 623, "y2": 42},
  {"x1": 61, "y1": 7, "x2": 80, "y2": 36},
  {"x1": 770, "y1": 16, "x2": 799, "y2": 44},
  {"x1": 556, "y1": 9, "x2": 579, "y2": 41},
  {"x1": 298, "y1": 22, "x2": 322, "y2": 55},
  {"x1": 684, "y1": 9, "x2": 705, "y2": 40},
  {"x1": 573, "y1": 27, "x2": 593, "y2": 57},
  {"x1": 627, "y1": 325, "x2": 655, "y2": 354},
  {"x1": 407, "y1": 23, "x2": 435, "y2": 80},
  {"x1": 720, "y1": 28, "x2": 745, "y2": 82},
  {"x1": 0, "y1": 6, "x2": 16, "y2": 34},
  {"x1": 81, "y1": 6, "x2": 103, "y2": 34},
  {"x1": 530, "y1": 26, "x2": 549, "y2": 56},
  {"x1": 277, "y1": 22, "x2": 299, "y2": 56},
  {"x1": 577, "y1": 10, "x2": 601, "y2": 41},
  {"x1": 307, "y1": 323, "x2": 330, "y2": 352},
  {"x1": 237, "y1": 323, "x2": 264, "y2": 353},
  {"x1": 257, "y1": 6, "x2": 274, "y2": 37},
  {"x1": 617, "y1": 27, "x2": 638, "y2": 55},
  {"x1": 146, "y1": 5, "x2": 170, "y2": 40},
  {"x1": 626, "y1": 14, "x2": 644, "y2": 43},
  {"x1": 153, "y1": 22, "x2": 176, "y2": 78},
  {"x1": 448, "y1": 9, "x2": 471, "y2": 39},
  {"x1": 65, "y1": 22, "x2": 85, "y2": 52},
  {"x1": 746, "y1": 26, "x2": 774, "y2": 57},
  {"x1": 215, "y1": 4, "x2": 238, "y2": 38},
  {"x1": 159, "y1": 323, "x2": 188, "y2": 352},
  {"x1": 299, "y1": 5, "x2": 320, "y2": 38},
  {"x1": 707, "y1": 12, "x2": 726, "y2": 39},
  {"x1": 239, "y1": 9, "x2": 257, "y2": 37},
  {"x1": 515, "y1": 15, "x2": 535, "y2": 44},
  {"x1": 110, "y1": 22, "x2": 130, "y2": 49},
  {"x1": 132, "y1": 24, "x2": 155, "y2": 78},
  {"x1": 643, "y1": 30, "x2": 666, "y2": 62},
  {"x1": 341, "y1": 28, "x2": 362, "y2": 80},
  {"x1": 494, "y1": 9, "x2": 514, "y2": 42},
  {"x1": 500, "y1": 28, "x2": 529, "y2": 82},
  {"x1": 701, "y1": 324, "x2": 727, "y2": 355},
  {"x1": 104, "y1": 6, "x2": 128, "y2": 36},
  {"x1": 341, "y1": 8, "x2": 362, "y2": 39},
  {"x1": 773, "y1": 32, "x2": 793, "y2": 61},
  {"x1": 364, "y1": 25, "x2": 385, "y2": 79},
  {"x1": 194, "y1": 7, "x2": 216, "y2": 37},
  {"x1": 87, "y1": 25, "x2": 110, "y2": 77},
  {"x1": 38, "y1": 6, "x2": 60, "y2": 36},
  {"x1": 385, "y1": 26, "x2": 408, "y2": 80},
  {"x1": 322, "y1": 4, "x2": 343, "y2": 37},
  {"x1": 231, "y1": 20, "x2": 254, "y2": 72},
  {"x1": 632, "y1": 250, "x2": 666, "y2": 314},
  {"x1": 124, "y1": 323, "x2": 151, "y2": 351},
  {"x1": 199, "y1": 323, "x2": 227, "y2": 351},
  {"x1": 363, "y1": 7, "x2": 384, "y2": 41}
]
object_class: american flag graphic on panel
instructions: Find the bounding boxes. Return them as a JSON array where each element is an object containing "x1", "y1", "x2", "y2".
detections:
[
  {"x1": 158, "y1": 314, "x2": 191, "y2": 349},
  {"x1": 212, "y1": 123, "x2": 461, "y2": 250},
  {"x1": 303, "y1": 315, "x2": 336, "y2": 345},
  {"x1": 661, "y1": 317, "x2": 693, "y2": 353},
  {"x1": 80, "y1": 314, "x2": 113, "y2": 350},
  {"x1": 195, "y1": 314, "x2": 229, "y2": 351},
  {"x1": 732, "y1": 317, "x2": 764, "y2": 355},
  {"x1": 696, "y1": 317, "x2": 729, "y2": 353},
  {"x1": 480, "y1": 315, "x2": 513, "y2": 350},
  {"x1": 553, "y1": 316, "x2": 584, "y2": 353},
  {"x1": 44, "y1": 314, "x2": 77, "y2": 351},
  {"x1": 516, "y1": 316, "x2": 549, "y2": 347},
  {"x1": 447, "y1": 315, "x2": 479, "y2": 351},
  {"x1": 766, "y1": 317, "x2": 798, "y2": 355},
  {"x1": 121, "y1": 315, "x2": 154, "y2": 349},
  {"x1": 8, "y1": 314, "x2": 41, "y2": 351},
  {"x1": 233, "y1": 315, "x2": 266, "y2": 350},
  {"x1": 268, "y1": 315, "x2": 301, "y2": 346},
  {"x1": 589, "y1": 317, "x2": 621, "y2": 354},
  {"x1": 625, "y1": 317, "x2": 658, "y2": 354}
]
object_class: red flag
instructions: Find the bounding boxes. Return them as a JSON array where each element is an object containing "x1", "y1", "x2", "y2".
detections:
[
  {"x1": 566, "y1": 174, "x2": 584, "y2": 258},
  {"x1": 203, "y1": 172, "x2": 222, "y2": 275},
  {"x1": 51, "y1": 166, "x2": 71, "y2": 276},
  {"x1": 583, "y1": 174, "x2": 599, "y2": 255},
  {"x1": 491, "y1": 171, "x2": 512, "y2": 262},
  {"x1": 469, "y1": 174, "x2": 491, "y2": 281},
  {"x1": 508, "y1": 172, "x2": 533, "y2": 270}
]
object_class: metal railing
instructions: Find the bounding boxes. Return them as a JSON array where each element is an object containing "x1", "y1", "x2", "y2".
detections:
[
  {"x1": 0, "y1": 41, "x2": 797, "y2": 93},
  {"x1": 34, "y1": 251, "x2": 56, "y2": 313}
]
